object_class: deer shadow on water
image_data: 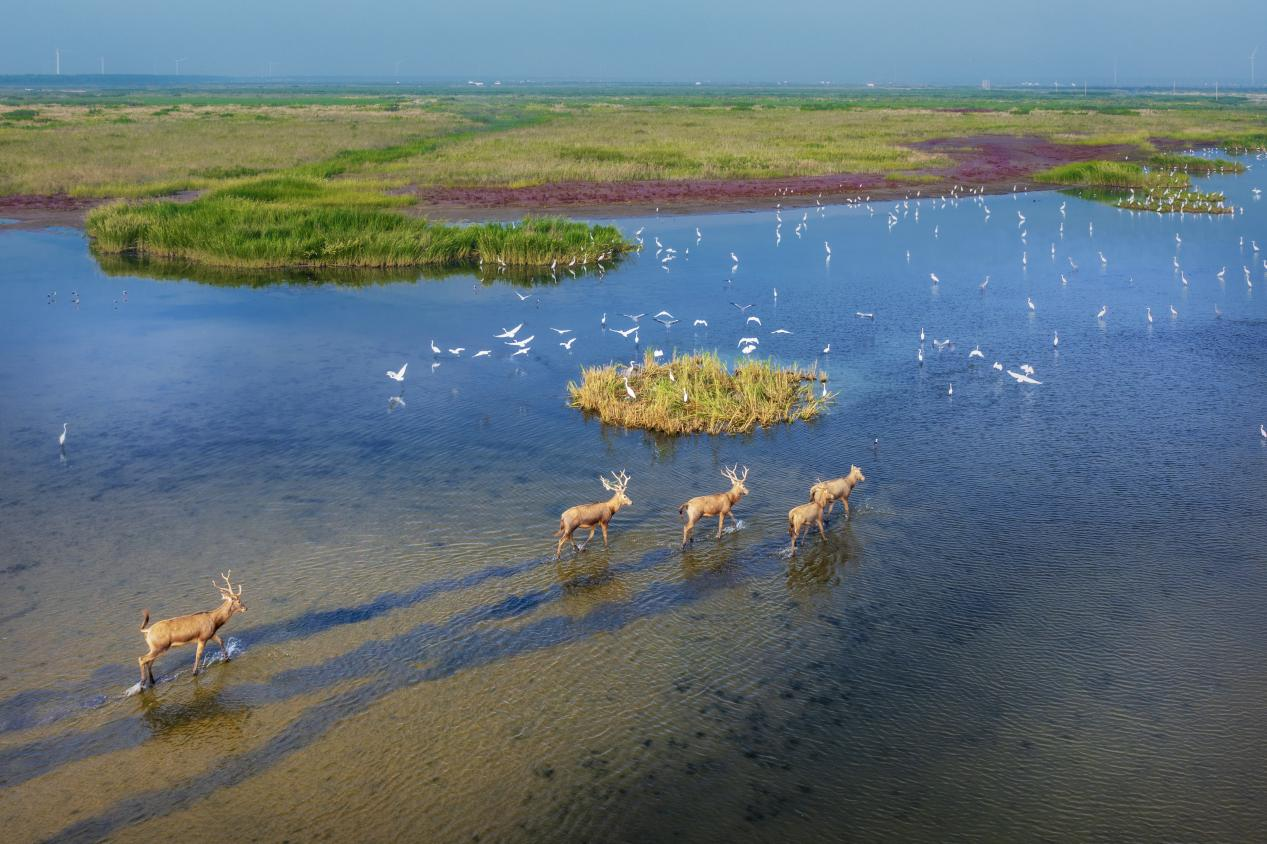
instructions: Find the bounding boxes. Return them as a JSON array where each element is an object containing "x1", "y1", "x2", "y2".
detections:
[
  {"x1": 137, "y1": 675, "x2": 250, "y2": 742},
  {"x1": 785, "y1": 525, "x2": 864, "y2": 590}
]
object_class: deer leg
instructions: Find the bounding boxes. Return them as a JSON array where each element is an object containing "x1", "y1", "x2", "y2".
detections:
[
  {"x1": 682, "y1": 517, "x2": 694, "y2": 547},
  {"x1": 716, "y1": 514, "x2": 725, "y2": 539},
  {"x1": 139, "y1": 654, "x2": 152, "y2": 687},
  {"x1": 817, "y1": 513, "x2": 826, "y2": 538},
  {"x1": 601, "y1": 522, "x2": 609, "y2": 547},
  {"x1": 213, "y1": 634, "x2": 230, "y2": 661},
  {"x1": 842, "y1": 498, "x2": 850, "y2": 520},
  {"x1": 192, "y1": 640, "x2": 206, "y2": 675}
]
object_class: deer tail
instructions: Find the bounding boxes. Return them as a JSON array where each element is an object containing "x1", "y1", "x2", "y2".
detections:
[
  {"x1": 140, "y1": 609, "x2": 150, "y2": 631},
  {"x1": 553, "y1": 519, "x2": 565, "y2": 537}
]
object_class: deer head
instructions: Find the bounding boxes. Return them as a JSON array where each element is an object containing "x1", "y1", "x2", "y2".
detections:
[
  {"x1": 722, "y1": 464, "x2": 750, "y2": 498},
  {"x1": 849, "y1": 465, "x2": 866, "y2": 485},
  {"x1": 599, "y1": 470, "x2": 632, "y2": 508},
  {"x1": 213, "y1": 570, "x2": 248, "y2": 614}
]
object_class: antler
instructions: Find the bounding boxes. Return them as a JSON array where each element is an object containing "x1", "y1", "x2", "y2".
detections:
[
  {"x1": 600, "y1": 469, "x2": 631, "y2": 494},
  {"x1": 214, "y1": 570, "x2": 243, "y2": 598},
  {"x1": 722, "y1": 464, "x2": 749, "y2": 484}
]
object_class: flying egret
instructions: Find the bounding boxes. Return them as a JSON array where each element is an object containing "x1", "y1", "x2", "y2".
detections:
[
  {"x1": 550, "y1": 327, "x2": 573, "y2": 335},
  {"x1": 992, "y1": 361, "x2": 1003, "y2": 371},
  {"x1": 495, "y1": 323, "x2": 523, "y2": 340},
  {"x1": 693, "y1": 319, "x2": 709, "y2": 327},
  {"x1": 506, "y1": 335, "x2": 535, "y2": 347},
  {"x1": 473, "y1": 350, "x2": 492, "y2": 358},
  {"x1": 1007, "y1": 370, "x2": 1042, "y2": 385},
  {"x1": 514, "y1": 291, "x2": 532, "y2": 301},
  {"x1": 771, "y1": 328, "x2": 792, "y2": 335},
  {"x1": 747, "y1": 315, "x2": 762, "y2": 325},
  {"x1": 613, "y1": 326, "x2": 639, "y2": 338},
  {"x1": 741, "y1": 344, "x2": 757, "y2": 355},
  {"x1": 560, "y1": 337, "x2": 576, "y2": 350},
  {"x1": 512, "y1": 347, "x2": 530, "y2": 357},
  {"x1": 1020, "y1": 364, "x2": 1035, "y2": 376},
  {"x1": 969, "y1": 346, "x2": 984, "y2": 359},
  {"x1": 387, "y1": 362, "x2": 408, "y2": 381},
  {"x1": 448, "y1": 347, "x2": 464, "y2": 356}
]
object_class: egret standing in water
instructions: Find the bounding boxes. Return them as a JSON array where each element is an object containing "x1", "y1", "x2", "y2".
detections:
[
  {"x1": 1097, "y1": 305, "x2": 1108, "y2": 320},
  {"x1": 58, "y1": 422, "x2": 68, "y2": 448},
  {"x1": 1146, "y1": 307, "x2": 1154, "y2": 324}
]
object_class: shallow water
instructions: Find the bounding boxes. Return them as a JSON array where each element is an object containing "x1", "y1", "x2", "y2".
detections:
[{"x1": 2, "y1": 160, "x2": 1266, "y2": 842}]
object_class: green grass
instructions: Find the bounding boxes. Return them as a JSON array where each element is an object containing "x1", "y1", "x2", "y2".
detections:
[
  {"x1": 1034, "y1": 160, "x2": 1187, "y2": 190},
  {"x1": 1146, "y1": 153, "x2": 1247, "y2": 175},
  {"x1": 568, "y1": 351, "x2": 831, "y2": 435},
  {"x1": 86, "y1": 185, "x2": 631, "y2": 269}
]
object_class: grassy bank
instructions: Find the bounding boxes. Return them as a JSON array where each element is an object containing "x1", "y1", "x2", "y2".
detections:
[
  {"x1": 6, "y1": 89, "x2": 1265, "y2": 201},
  {"x1": 1034, "y1": 155, "x2": 1240, "y2": 215},
  {"x1": 87, "y1": 189, "x2": 630, "y2": 269},
  {"x1": 568, "y1": 351, "x2": 830, "y2": 435}
]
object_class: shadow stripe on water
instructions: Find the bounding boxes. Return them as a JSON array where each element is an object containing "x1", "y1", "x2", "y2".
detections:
[
  {"x1": 38, "y1": 540, "x2": 794, "y2": 842},
  {"x1": 0, "y1": 554, "x2": 550, "y2": 734},
  {"x1": 2, "y1": 540, "x2": 748, "y2": 788}
]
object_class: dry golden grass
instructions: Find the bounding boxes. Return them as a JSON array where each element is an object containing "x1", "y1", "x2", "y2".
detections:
[
  {"x1": 361, "y1": 103, "x2": 1267, "y2": 187},
  {"x1": 0, "y1": 104, "x2": 469, "y2": 196},
  {"x1": 568, "y1": 351, "x2": 831, "y2": 435}
]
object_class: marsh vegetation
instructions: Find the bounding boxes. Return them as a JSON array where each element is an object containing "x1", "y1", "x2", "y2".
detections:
[{"x1": 568, "y1": 351, "x2": 831, "y2": 435}]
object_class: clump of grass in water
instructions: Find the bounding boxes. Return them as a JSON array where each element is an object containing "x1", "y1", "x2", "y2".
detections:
[
  {"x1": 568, "y1": 351, "x2": 831, "y2": 435},
  {"x1": 86, "y1": 176, "x2": 631, "y2": 269},
  {"x1": 1034, "y1": 160, "x2": 1188, "y2": 190}
]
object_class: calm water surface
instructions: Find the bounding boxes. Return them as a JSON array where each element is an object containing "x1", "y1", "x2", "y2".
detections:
[{"x1": 2, "y1": 162, "x2": 1266, "y2": 842}]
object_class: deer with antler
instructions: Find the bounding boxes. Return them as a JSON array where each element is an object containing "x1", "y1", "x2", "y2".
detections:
[
  {"x1": 137, "y1": 571, "x2": 247, "y2": 688},
  {"x1": 555, "y1": 470, "x2": 632, "y2": 559},
  {"x1": 809, "y1": 466, "x2": 865, "y2": 522},
  {"x1": 680, "y1": 465, "x2": 750, "y2": 546}
]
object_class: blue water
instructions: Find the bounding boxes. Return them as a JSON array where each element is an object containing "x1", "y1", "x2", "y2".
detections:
[{"x1": 1, "y1": 161, "x2": 1266, "y2": 841}]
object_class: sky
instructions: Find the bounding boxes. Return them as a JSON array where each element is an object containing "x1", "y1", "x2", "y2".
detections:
[{"x1": 3, "y1": 1, "x2": 1263, "y2": 86}]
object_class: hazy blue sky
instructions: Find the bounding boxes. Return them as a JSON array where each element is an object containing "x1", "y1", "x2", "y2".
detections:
[{"x1": 3, "y1": 1, "x2": 1263, "y2": 85}]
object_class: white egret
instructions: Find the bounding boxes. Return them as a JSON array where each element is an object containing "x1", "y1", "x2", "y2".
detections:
[
  {"x1": 495, "y1": 323, "x2": 523, "y2": 339},
  {"x1": 992, "y1": 362, "x2": 1003, "y2": 371},
  {"x1": 58, "y1": 422, "x2": 68, "y2": 447},
  {"x1": 1146, "y1": 307, "x2": 1154, "y2": 324},
  {"x1": 1052, "y1": 331, "x2": 1059, "y2": 348},
  {"x1": 473, "y1": 350, "x2": 492, "y2": 358},
  {"x1": 561, "y1": 337, "x2": 577, "y2": 350},
  {"x1": 1027, "y1": 297, "x2": 1036, "y2": 312},
  {"x1": 747, "y1": 315, "x2": 762, "y2": 326},
  {"x1": 1020, "y1": 364, "x2": 1035, "y2": 376},
  {"x1": 693, "y1": 319, "x2": 709, "y2": 327},
  {"x1": 822, "y1": 343, "x2": 831, "y2": 354},
  {"x1": 387, "y1": 363, "x2": 408, "y2": 381},
  {"x1": 1007, "y1": 370, "x2": 1042, "y2": 385},
  {"x1": 969, "y1": 346, "x2": 984, "y2": 359},
  {"x1": 506, "y1": 335, "x2": 535, "y2": 347},
  {"x1": 511, "y1": 347, "x2": 530, "y2": 357},
  {"x1": 947, "y1": 383, "x2": 954, "y2": 396},
  {"x1": 430, "y1": 340, "x2": 442, "y2": 354},
  {"x1": 1097, "y1": 305, "x2": 1108, "y2": 319},
  {"x1": 448, "y1": 348, "x2": 464, "y2": 356},
  {"x1": 550, "y1": 327, "x2": 573, "y2": 335},
  {"x1": 930, "y1": 272, "x2": 940, "y2": 284},
  {"x1": 1170, "y1": 304, "x2": 1179, "y2": 318}
]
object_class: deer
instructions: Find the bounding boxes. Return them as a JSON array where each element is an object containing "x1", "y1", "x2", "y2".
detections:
[
  {"x1": 809, "y1": 465, "x2": 865, "y2": 522},
  {"x1": 680, "y1": 465, "x2": 749, "y2": 546},
  {"x1": 788, "y1": 487, "x2": 832, "y2": 552},
  {"x1": 555, "y1": 470, "x2": 632, "y2": 559},
  {"x1": 137, "y1": 571, "x2": 247, "y2": 688}
]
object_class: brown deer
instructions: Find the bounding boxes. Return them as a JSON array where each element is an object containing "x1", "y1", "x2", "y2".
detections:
[
  {"x1": 787, "y1": 487, "x2": 832, "y2": 552},
  {"x1": 138, "y1": 571, "x2": 247, "y2": 688},
  {"x1": 680, "y1": 465, "x2": 749, "y2": 546},
  {"x1": 810, "y1": 465, "x2": 865, "y2": 522},
  {"x1": 555, "y1": 470, "x2": 632, "y2": 559}
]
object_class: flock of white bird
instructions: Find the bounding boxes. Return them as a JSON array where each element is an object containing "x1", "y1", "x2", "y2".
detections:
[{"x1": 369, "y1": 152, "x2": 1266, "y2": 437}]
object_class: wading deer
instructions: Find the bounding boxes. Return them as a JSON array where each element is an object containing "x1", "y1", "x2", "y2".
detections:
[
  {"x1": 787, "y1": 488, "x2": 831, "y2": 552},
  {"x1": 810, "y1": 466, "x2": 865, "y2": 522},
  {"x1": 680, "y1": 465, "x2": 749, "y2": 546},
  {"x1": 555, "y1": 470, "x2": 632, "y2": 559},
  {"x1": 138, "y1": 571, "x2": 247, "y2": 688}
]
